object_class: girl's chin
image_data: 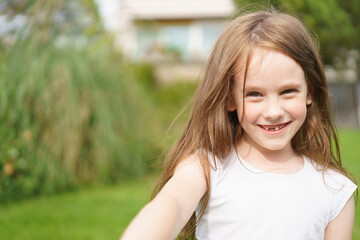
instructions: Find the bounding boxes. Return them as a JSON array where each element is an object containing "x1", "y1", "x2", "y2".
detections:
[{"x1": 252, "y1": 140, "x2": 292, "y2": 153}]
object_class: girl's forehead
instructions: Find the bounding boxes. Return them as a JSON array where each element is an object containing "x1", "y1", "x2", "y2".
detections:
[
  {"x1": 234, "y1": 48, "x2": 270, "y2": 79},
  {"x1": 233, "y1": 48, "x2": 305, "y2": 87},
  {"x1": 246, "y1": 48, "x2": 298, "y2": 72}
]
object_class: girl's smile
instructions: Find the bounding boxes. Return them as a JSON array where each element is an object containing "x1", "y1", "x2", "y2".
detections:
[{"x1": 257, "y1": 122, "x2": 291, "y2": 135}]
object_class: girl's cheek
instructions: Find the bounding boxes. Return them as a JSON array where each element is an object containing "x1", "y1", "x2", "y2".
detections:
[
  {"x1": 285, "y1": 100, "x2": 308, "y2": 118},
  {"x1": 242, "y1": 102, "x2": 263, "y2": 119}
]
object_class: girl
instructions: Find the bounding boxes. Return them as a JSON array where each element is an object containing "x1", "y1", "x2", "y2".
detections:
[{"x1": 121, "y1": 9, "x2": 357, "y2": 240}]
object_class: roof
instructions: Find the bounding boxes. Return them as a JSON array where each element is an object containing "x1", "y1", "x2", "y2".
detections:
[{"x1": 121, "y1": 0, "x2": 235, "y2": 20}]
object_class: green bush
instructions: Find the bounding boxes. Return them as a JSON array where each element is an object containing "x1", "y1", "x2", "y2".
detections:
[
  {"x1": 130, "y1": 63, "x2": 157, "y2": 90},
  {"x1": 0, "y1": 38, "x2": 157, "y2": 203},
  {"x1": 126, "y1": 62, "x2": 198, "y2": 161}
]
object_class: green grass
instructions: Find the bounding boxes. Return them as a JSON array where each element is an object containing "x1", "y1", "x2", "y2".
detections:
[
  {"x1": 0, "y1": 131, "x2": 359, "y2": 240},
  {"x1": 0, "y1": 176, "x2": 155, "y2": 240},
  {"x1": 339, "y1": 130, "x2": 360, "y2": 239}
]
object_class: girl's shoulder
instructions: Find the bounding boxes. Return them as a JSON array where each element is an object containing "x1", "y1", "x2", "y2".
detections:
[
  {"x1": 305, "y1": 156, "x2": 357, "y2": 190},
  {"x1": 305, "y1": 157, "x2": 357, "y2": 222},
  {"x1": 195, "y1": 148, "x2": 237, "y2": 170}
]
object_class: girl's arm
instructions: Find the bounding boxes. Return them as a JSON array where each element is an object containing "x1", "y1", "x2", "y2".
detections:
[
  {"x1": 121, "y1": 154, "x2": 207, "y2": 240},
  {"x1": 324, "y1": 195, "x2": 355, "y2": 240}
]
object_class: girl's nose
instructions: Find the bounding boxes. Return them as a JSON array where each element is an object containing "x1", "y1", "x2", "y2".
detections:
[{"x1": 262, "y1": 98, "x2": 284, "y2": 120}]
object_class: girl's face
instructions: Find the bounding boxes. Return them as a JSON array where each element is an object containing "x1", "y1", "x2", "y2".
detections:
[{"x1": 228, "y1": 48, "x2": 312, "y2": 153}]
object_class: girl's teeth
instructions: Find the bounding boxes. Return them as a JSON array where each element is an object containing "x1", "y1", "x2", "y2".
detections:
[{"x1": 262, "y1": 124, "x2": 285, "y2": 131}]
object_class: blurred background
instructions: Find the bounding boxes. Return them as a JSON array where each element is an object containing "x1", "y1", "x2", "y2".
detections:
[{"x1": 0, "y1": 0, "x2": 359, "y2": 239}]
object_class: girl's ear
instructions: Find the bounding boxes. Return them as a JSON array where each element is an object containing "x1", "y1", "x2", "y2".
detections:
[
  {"x1": 227, "y1": 77, "x2": 237, "y2": 111},
  {"x1": 227, "y1": 97, "x2": 236, "y2": 111},
  {"x1": 306, "y1": 93, "x2": 312, "y2": 106}
]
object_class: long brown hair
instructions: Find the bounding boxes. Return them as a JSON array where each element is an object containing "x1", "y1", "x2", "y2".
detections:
[{"x1": 153, "y1": 9, "x2": 356, "y2": 239}]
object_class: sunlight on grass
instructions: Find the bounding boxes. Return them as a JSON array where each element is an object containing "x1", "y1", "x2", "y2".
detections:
[
  {"x1": 339, "y1": 130, "x2": 360, "y2": 240},
  {"x1": 0, "y1": 176, "x2": 156, "y2": 240}
]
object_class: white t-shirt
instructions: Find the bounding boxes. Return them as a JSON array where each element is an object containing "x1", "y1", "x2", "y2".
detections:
[{"x1": 195, "y1": 149, "x2": 357, "y2": 240}]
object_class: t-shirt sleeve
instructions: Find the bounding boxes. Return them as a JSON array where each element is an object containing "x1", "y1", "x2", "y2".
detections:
[{"x1": 327, "y1": 173, "x2": 357, "y2": 222}]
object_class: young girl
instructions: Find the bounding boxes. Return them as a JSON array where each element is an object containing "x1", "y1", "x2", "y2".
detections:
[{"x1": 121, "y1": 10, "x2": 357, "y2": 240}]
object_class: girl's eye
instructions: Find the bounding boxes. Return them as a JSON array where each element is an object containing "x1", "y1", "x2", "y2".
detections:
[
  {"x1": 281, "y1": 89, "x2": 297, "y2": 95},
  {"x1": 246, "y1": 91, "x2": 262, "y2": 97}
]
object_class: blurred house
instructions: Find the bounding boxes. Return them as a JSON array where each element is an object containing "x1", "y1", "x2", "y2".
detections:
[{"x1": 116, "y1": 0, "x2": 235, "y2": 63}]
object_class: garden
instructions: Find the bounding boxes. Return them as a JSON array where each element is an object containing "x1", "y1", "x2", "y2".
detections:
[{"x1": 0, "y1": 0, "x2": 359, "y2": 239}]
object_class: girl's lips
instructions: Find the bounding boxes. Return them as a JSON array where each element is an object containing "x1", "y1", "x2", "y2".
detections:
[{"x1": 257, "y1": 122, "x2": 291, "y2": 134}]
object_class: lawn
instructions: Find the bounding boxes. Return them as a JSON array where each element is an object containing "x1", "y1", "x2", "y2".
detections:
[
  {"x1": 0, "y1": 176, "x2": 155, "y2": 240},
  {"x1": 0, "y1": 130, "x2": 359, "y2": 240},
  {"x1": 339, "y1": 130, "x2": 360, "y2": 240}
]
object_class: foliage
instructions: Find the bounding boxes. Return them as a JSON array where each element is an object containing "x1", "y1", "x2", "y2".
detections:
[
  {"x1": 0, "y1": 0, "x2": 198, "y2": 203},
  {"x1": 233, "y1": 0, "x2": 360, "y2": 65},
  {"x1": 0, "y1": 32, "x2": 160, "y2": 203},
  {"x1": 128, "y1": 62, "x2": 198, "y2": 151},
  {"x1": 150, "y1": 81, "x2": 198, "y2": 157},
  {"x1": 129, "y1": 63, "x2": 157, "y2": 90}
]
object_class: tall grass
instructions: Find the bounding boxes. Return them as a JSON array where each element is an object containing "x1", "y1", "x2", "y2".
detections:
[{"x1": 0, "y1": 37, "x2": 158, "y2": 203}]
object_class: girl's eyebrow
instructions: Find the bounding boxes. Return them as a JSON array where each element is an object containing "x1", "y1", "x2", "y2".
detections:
[
  {"x1": 279, "y1": 82, "x2": 303, "y2": 89},
  {"x1": 243, "y1": 85, "x2": 262, "y2": 92},
  {"x1": 245, "y1": 81, "x2": 303, "y2": 90}
]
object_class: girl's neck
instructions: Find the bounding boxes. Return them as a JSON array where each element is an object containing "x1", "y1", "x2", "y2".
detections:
[{"x1": 236, "y1": 136, "x2": 304, "y2": 174}]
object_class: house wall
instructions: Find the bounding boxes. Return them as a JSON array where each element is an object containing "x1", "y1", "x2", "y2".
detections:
[
  {"x1": 116, "y1": 0, "x2": 234, "y2": 61},
  {"x1": 132, "y1": 19, "x2": 227, "y2": 62}
]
